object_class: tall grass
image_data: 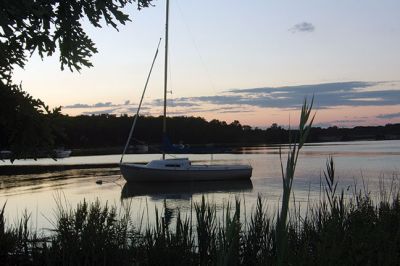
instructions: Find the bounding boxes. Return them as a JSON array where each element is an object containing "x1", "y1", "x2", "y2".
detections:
[
  {"x1": 0, "y1": 202, "x2": 43, "y2": 265},
  {"x1": 3, "y1": 99, "x2": 400, "y2": 265},
  {"x1": 276, "y1": 96, "x2": 315, "y2": 265},
  {"x1": 2, "y1": 172, "x2": 400, "y2": 265},
  {"x1": 47, "y1": 199, "x2": 135, "y2": 265}
]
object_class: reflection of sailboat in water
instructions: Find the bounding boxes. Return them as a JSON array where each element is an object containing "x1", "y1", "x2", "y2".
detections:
[
  {"x1": 119, "y1": 0, "x2": 252, "y2": 182},
  {"x1": 121, "y1": 179, "x2": 253, "y2": 200}
]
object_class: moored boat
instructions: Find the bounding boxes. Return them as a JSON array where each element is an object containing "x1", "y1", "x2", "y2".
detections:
[
  {"x1": 54, "y1": 148, "x2": 72, "y2": 158},
  {"x1": 119, "y1": 0, "x2": 252, "y2": 182},
  {"x1": 120, "y1": 158, "x2": 252, "y2": 182}
]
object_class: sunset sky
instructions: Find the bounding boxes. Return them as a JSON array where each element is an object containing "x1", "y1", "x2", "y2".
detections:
[{"x1": 12, "y1": 0, "x2": 400, "y2": 128}]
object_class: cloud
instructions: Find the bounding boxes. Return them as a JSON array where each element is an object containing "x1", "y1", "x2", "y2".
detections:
[
  {"x1": 63, "y1": 103, "x2": 91, "y2": 108},
  {"x1": 83, "y1": 108, "x2": 119, "y2": 115},
  {"x1": 64, "y1": 81, "x2": 400, "y2": 123},
  {"x1": 146, "y1": 81, "x2": 400, "y2": 112},
  {"x1": 64, "y1": 100, "x2": 134, "y2": 109},
  {"x1": 222, "y1": 81, "x2": 399, "y2": 108},
  {"x1": 183, "y1": 95, "x2": 245, "y2": 106},
  {"x1": 152, "y1": 99, "x2": 200, "y2": 108},
  {"x1": 289, "y1": 22, "x2": 315, "y2": 33},
  {"x1": 64, "y1": 102, "x2": 116, "y2": 109},
  {"x1": 170, "y1": 101, "x2": 200, "y2": 107},
  {"x1": 376, "y1": 112, "x2": 400, "y2": 119},
  {"x1": 206, "y1": 106, "x2": 254, "y2": 114},
  {"x1": 348, "y1": 97, "x2": 384, "y2": 102},
  {"x1": 218, "y1": 109, "x2": 253, "y2": 114},
  {"x1": 122, "y1": 106, "x2": 150, "y2": 113},
  {"x1": 93, "y1": 102, "x2": 113, "y2": 108}
]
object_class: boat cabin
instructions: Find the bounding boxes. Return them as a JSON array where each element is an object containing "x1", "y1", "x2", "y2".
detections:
[{"x1": 147, "y1": 158, "x2": 191, "y2": 169}]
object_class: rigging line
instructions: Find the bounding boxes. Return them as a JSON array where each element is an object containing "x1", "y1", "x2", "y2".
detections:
[
  {"x1": 176, "y1": 0, "x2": 217, "y2": 93},
  {"x1": 167, "y1": 1, "x2": 173, "y2": 97},
  {"x1": 168, "y1": 40, "x2": 174, "y2": 111},
  {"x1": 120, "y1": 38, "x2": 162, "y2": 164}
]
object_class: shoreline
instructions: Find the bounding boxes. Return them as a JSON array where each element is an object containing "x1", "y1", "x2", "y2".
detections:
[
  {"x1": 0, "y1": 163, "x2": 120, "y2": 175},
  {"x1": 1, "y1": 139, "x2": 400, "y2": 175}
]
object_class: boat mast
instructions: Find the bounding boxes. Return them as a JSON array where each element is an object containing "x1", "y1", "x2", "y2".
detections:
[{"x1": 163, "y1": 0, "x2": 169, "y2": 160}]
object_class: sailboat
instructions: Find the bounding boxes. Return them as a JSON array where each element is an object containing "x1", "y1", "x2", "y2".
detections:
[{"x1": 119, "y1": 0, "x2": 252, "y2": 182}]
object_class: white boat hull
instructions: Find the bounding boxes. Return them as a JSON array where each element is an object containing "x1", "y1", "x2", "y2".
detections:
[{"x1": 120, "y1": 162, "x2": 252, "y2": 182}]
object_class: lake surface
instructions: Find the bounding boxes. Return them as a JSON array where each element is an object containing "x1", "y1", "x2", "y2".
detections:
[{"x1": 1, "y1": 140, "x2": 399, "y2": 230}]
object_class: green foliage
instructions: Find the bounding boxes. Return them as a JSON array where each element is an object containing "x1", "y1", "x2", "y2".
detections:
[
  {"x1": 2, "y1": 97, "x2": 400, "y2": 264},
  {"x1": 216, "y1": 199, "x2": 241, "y2": 266},
  {"x1": 53, "y1": 115, "x2": 265, "y2": 149},
  {"x1": 0, "y1": 0, "x2": 153, "y2": 81},
  {"x1": 242, "y1": 197, "x2": 274, "y2": 265},
  {"x1": 276, "y1": 96, "x2": 315, "y2": 265},
  {"x1": 20, "y1": 114, "x2": 399, "y2": 153},
  {"x1": 141, "y1": 202, "x2": 196, "y2": 265},
  {"x1": 0, "y1": 82, "x2": 62, "y2": 160},
  {"x1": 195, "y1": 195, "x2": 217, "y2": 265},
  {"x1": 0, "y1": 0, "x2": 153, "y2": 159},
  {"x1": 2, "y1": 180, "x2": 400, "y2": 265},
  {"x1": 49, "y1": 199, "x2": 135, "y2": 265},
  {"x1": 0, "y1": 203, "x2": 43, "y2": 266}
]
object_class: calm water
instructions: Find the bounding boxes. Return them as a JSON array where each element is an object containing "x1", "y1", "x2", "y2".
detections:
[{"x1": 1, "y1": 140, "x2": 399, "y2": 229}]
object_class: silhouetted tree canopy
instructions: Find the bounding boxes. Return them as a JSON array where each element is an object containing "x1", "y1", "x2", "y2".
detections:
[
  {"x1": 0, "y1": 0, "x2": 153, "y2": 159},
  {"x1": 0, "y1": 0, "x2": 153, "y2": 81},
  {"x1": 0, "y1": 83, "x2": 64, "y2": 160},
  {"x1": 35, "y1": 114, "x2": 400, "y2": 153}
]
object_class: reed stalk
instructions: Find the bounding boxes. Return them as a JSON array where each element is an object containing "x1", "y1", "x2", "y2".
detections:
[
  {"x1": 3, "y1": 98, "x2": 400, "y2": 265},
  {"x1": 276, "y1": 97, "x2": 315, "y2": 265},
  {"x1": 2, "y1": 173, "x2": 400, "y2": 265}
]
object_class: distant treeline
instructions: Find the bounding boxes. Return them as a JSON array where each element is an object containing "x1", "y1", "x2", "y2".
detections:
[{"x1": 44, "y1": 114, "x2": 400, "y2": 149}]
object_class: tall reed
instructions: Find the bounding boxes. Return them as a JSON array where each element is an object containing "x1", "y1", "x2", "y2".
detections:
[
  {"x1": 2, "y1": 171, "x2": 400, "y2": 265},
  {"x1": 276, "y1": 97, "x2": 315, "y2": 265},
  {"x1": 0, "y1": 203, "x2": 43, "y2": 265},
  {"x1": 3, "y1": 97, "x2": 400, "y2": 265}
]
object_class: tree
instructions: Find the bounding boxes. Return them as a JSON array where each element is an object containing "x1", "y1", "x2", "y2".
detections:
[
  {"x1": 0, "y1": 0, "x2": 153, "y2": 81},
  {"x1": 0, "y1": 0, "x2": 153, "y2": 159},
  {"x1": 0, "y1": 83, "x2": 62, "y2": 160}
]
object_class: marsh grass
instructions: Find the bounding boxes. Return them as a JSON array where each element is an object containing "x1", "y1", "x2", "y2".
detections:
[
  {"x1": 2, "y1": 172, "x2": 400, "y2": 265},
  {"x1": 2, "y1": 99, "x2": 400, "y2": 265},
  {"x1": 276, "y1": 96, "x2": 315, "y2": 265},
  {"x1": 0, "y1": 203, "x2": 43, "y2": 265}
]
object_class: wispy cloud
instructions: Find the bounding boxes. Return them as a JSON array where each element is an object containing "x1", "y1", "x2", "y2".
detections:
[
  {"x1": 83, "y1": 108, "x2": 119, "y2": 115},
  {"x1": 63, "y1": 81, "x2": 400, "y2": 125},
  {"x1": 166, "y1": 81, "x2": 400, "y2": 109},
  {"x1": 93, "y1": 102, "x2": 113, "y2": 108},
  {"x1": 64, "y1": 103, "x2": 91, "y2": 108},
  {"x1": 65, "y1": 102, "x2": 115, "y2": 109},
  {"x1": 152, "y1": 99, "x2": 200, "y2": 108},
  {"x1": 376, "y1": 112, "x2": 400, "y2": 119},
  {"x1": 289, "y1": 22, "x2": 315, "y2": 33},
  {"x1": 64, "y1": 100, "x2": 132, "y2": 109},
  {"x1": 65, "y1": 100, "x2": 145, "y2": 115},
  {"x1": 81, "y1": 106, "x2": 151, "y2": 116}
]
